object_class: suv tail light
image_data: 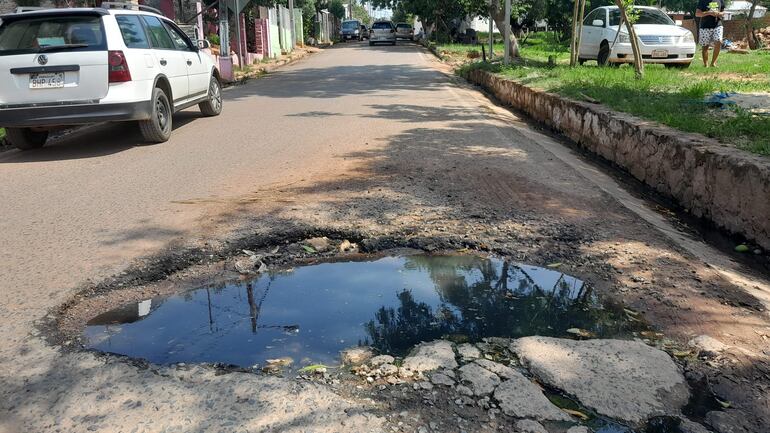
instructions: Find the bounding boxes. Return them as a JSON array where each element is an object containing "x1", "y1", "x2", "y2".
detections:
[{"x1": 108, "y1": 50, "x2": 132, "y2": 83}]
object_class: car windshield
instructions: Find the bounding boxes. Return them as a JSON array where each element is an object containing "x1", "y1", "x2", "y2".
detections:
[
  {"x1": 342, "y1": 21, "x2": 359, "y2": 29},
  {"x1": 609, "y1": 8, "x2": 674, "y2": 26},
  {"x1": 372, "y1": 22, "x2": 392, "y2": 30},
  {"x1": 0, "y1": 14, "x2": 106, "y2": 55}
]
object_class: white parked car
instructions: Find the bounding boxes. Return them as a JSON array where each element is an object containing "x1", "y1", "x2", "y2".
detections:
[
  {"x1": 579, "y1": 6, "x2": 696, "y2": 68},
  {"x1": 0, "y1": 2, "x2": 222, "y2": 150}
]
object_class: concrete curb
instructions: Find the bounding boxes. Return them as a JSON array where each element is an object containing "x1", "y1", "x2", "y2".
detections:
[{"x1": 464, "y1": 68, "x2": 770, "y2": 249}]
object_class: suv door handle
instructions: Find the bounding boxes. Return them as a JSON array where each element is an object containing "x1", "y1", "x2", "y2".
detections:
[
  {"x1": 159, "y1": 59, "x2": 167, "y2": 66},
  {"x1": 186, "y1": 60, "x2": 192, "y2": 66}
]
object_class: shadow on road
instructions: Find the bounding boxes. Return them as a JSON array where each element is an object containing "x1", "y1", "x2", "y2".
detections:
[
  {"x1": 0, "y1": 111, "x2": 203, "y2": 163},
  {"x1": 226, "y1": 62, "x2": 446, "y2": 100}
]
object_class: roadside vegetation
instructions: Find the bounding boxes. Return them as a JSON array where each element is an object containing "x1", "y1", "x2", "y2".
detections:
[{"x1": 443, "y1": 33, "x2": 770, "y2": 156}]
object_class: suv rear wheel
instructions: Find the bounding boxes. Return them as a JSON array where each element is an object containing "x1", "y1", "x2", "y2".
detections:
[
  {"x1": 139, "y1": 87, "x2": 172, "y2": 143},
  {"x1": 199, "y1": 76, "x2": 223, "y2": 117},
  {"x1": 5, "y1": 128, "x2": 48, "y2": 151}
]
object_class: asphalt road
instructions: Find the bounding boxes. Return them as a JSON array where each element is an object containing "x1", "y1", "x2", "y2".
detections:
[
  {"x1": 0, "y1": 42, "x2": 445, "y2": 318},
  {"x1": 2, "y1": 41, "x2": 769, "y2": 432}
]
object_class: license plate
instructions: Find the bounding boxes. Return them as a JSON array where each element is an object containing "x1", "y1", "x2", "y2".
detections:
[
  {"x1": 651, "y1": 49, "x2": 668, "y2": 58},
  {"x1": 29, "y1": 72, "x2": 65, "y2": 89}
]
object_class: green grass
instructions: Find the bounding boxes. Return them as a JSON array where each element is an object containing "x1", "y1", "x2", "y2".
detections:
[{"x1": 445, "y1": 33, "x2": 770, "y2": 156}]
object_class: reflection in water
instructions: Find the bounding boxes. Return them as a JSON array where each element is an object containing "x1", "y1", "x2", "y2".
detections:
[
  {"x1": 84, "y1": 255, "x2": 639, "y2": 368},
  {"x1": 364, "y1": 255, "x2": 623, "y2": 355}
]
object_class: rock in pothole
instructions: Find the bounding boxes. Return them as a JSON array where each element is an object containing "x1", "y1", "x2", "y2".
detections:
[
  {"x1": 370, "y1": 355, "x2": 395, "y2": 366},
  {"x1": 458, "y1": 363, "x2": 500, "y2": 396},
  {"x1": 340, "y1": 347, "x2": 374, "y2": 365},
  {"x1": 493, "y1": 370, "x2": 570, "y2": 421},
  {"x1": 430, "y1": 372, "x2": 456, "y2": 387},
  {"x1": 473, "y1": 359, "x2": 517, "y2": 380},
  {"x1": 512, "y1": 336, "x2": 689, "y2": 424},
  {"x1": 457, "y1": 343, "x2": 481, "y2": 361},
  {"x1": 401, "y1": 341, "x2": 457, "y2": 376},
  {"x1": 514, "y1": 419, "x2": 549, "y2": 433}
]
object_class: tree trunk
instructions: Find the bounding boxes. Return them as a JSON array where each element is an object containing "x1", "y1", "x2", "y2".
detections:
[
  {"x1": 490, "y1": 2, "x2": 519, "y2": 58},
  {"x1": 746, "y1": 0, "x2": 759, "y2": 49},
  {"x1": 615, "y1": 1, "x2": 644, "y2": 79},
  {"x1": 569, "y1": 0, "x2": 580, "y2": 65},
  {"x1": 576, "y1": 0, "x2": 587, "y2": 58}
]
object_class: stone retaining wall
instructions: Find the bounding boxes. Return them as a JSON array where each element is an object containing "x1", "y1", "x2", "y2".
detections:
[{"x1": 465, "y1": 68, "x2": 770, "y2": 249}]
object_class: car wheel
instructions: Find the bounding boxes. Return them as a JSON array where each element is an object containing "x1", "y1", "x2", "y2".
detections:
[
  {"x1": 369, "y1": 41, "x2": 374, "y2": 46},
  {"x1": 139, "y1": 87, "x2": 172, "y2": 143},
  {"x1": 199, "y1": 75, "x2": 223, "y2": 117},
  {"x1": 578, "y1": 57, "x2": 586, "y2": 65},
  {"x1": 5, "y1": 127, "x2": 48, "y2": 151},
  {"x1": 597, "y1": 42, "x2": 610, "y2": 66}
]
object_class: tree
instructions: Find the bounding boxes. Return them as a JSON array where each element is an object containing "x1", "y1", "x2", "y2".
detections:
[
  {"x1": 351, "y1": 0, "x2": 373, "y2": 25},
  {"x1": 329, "y1": 0, "x2": 346, "y2": 19},
  {"x1": 460, "y1": 0, "x2": 531, "y2": 58},
  {"x1": 745, "y1": 0, "x2": 764, "y2": 49},
  {"x1": 615, "y1": 0, "x2": 644, "y2": 78}
]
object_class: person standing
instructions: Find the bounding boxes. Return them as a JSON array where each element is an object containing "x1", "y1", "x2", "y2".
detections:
[{"x1": 696, "y1": 0, "x2": 725, "y2": 67}]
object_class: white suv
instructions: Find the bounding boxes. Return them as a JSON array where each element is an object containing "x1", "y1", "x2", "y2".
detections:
[{"x1": 0, "y1": 3, "x2": 222, "y2": 150}]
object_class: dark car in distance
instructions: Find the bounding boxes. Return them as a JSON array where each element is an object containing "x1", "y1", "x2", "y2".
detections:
[{"x1": 340, "y1": 19, "x2": 362, "y2": 41}]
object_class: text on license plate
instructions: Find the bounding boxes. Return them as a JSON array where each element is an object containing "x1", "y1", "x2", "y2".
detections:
[
  {"x1": 651, "y1": 49, "x2": 669, "y2": 58},
  {"x1": 30, "y1": 72, "x2": 65, "y2": 89}
]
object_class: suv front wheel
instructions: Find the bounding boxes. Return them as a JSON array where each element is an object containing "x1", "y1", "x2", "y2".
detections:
[
  {"x1": 6, "y1": 128, "x2": 49, "y2": 151},
  {"x1": 139, "y1": 87, "x2": 172, "y2": 143},
  {"x1": 199, "y1": 76, "x2": 222, "y2": 117}
]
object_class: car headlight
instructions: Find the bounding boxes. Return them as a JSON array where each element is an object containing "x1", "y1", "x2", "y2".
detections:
[
  {"x1": 681, "y1": 32, "x2": 694, "y2": 44},
  {"x1": 618, "y1": 33, "x2": 630, "y2": 43},
  {"x1": 354, "y1": 30, "x2": 359, "y2": 34}
]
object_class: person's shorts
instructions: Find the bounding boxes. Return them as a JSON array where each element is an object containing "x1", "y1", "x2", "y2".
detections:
[{"x1": 699, "y1": 26, "x2": 723, "y2": 46}]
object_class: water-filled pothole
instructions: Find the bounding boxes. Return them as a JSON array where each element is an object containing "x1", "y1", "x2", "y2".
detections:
[{"x1": 84, "y1": 254, "x2": 642, "y2": 368}]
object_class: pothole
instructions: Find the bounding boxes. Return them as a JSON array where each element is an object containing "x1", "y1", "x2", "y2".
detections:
[{"x1": 81, "y1": 253, "x2": 643, "y2": 369}]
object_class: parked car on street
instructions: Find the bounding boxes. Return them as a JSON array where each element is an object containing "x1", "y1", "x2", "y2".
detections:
[
  {"x1": 0, "y1": 3, "x2": 221, "y2": 150},
  {"x1": 360, "y1": 24, "x2": 370, "y2": 40},
  {"x1": 340, "y1": 19, "x2": 362, "y2": 41},
  {"x1": 578, "y1": 6, "x2": 696, "y2": 68},
  {"x1": 395, "y1": 23, "x2": 414, "y2": 41},
  {"x1": 369, "y1": 20, "x2": 396, "y2": 46}
]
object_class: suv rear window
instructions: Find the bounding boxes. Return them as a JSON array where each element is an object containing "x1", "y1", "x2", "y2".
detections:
[
  {"x1": 372, "y1": 22, "x2": 393, "y2": 30},
  {"x1": 116, "y1": 15, "x2": 150, "y2": 49},
  {"x1": 0, "y1": 14, "x2": 106, "y2": 55},
  {"x1": 342, "y1": 21, "x2": 359, "y2": 29},
  {"x1": 396, "y1": 24, "x2": 412, "y2": 29}
]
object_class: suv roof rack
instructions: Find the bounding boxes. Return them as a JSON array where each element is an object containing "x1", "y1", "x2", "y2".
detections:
[
  {"x1": 15, "y1": 6, "x2": 47, "y2": 13},
  {"x1": 100, "y1": 2, "x2": 163, "y2": 16}
]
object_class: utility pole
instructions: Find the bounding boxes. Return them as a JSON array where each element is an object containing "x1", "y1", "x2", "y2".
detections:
[
  {"x1": 220, "y1": 0, "x2": 230, "y2": 57},
  {"x1": 234, "y1": 0, "x2": 243, "y2": 67},
  {"x1": 503, "y1": 0, "x2": 510, "y2": 64}
]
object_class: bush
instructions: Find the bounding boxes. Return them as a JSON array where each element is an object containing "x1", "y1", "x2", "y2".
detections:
[
  {"x1": 467, "y1": 50, "x2": 481, "y2": 59},
  {"x1": 207, "y1": 34, "x2": 220, "y2": 46}
]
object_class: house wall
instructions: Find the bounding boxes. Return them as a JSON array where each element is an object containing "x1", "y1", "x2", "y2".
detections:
[{"x1": 682, "y1": 15, "x2": 770, "y2": 41}]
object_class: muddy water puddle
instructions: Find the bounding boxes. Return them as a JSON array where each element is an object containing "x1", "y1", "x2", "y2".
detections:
[{"x1": 84, "y1": 255, "x2": 643, "y2": 369}]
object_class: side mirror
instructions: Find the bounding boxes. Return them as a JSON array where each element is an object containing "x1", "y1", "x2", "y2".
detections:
[
  {"x1": 197, "y1": 39, "x2": 211, "y2": 49},
  {"x1": 592, "y1": 19, "x2": 604, "y2": 27},
  {"x1": 675, "y1": 19, "x2": 683, "y2": 26}
]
